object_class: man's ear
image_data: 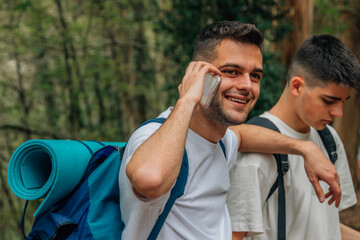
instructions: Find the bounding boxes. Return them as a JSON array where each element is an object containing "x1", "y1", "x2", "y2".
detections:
[{"x1": 289, "y1": 76, "x2": 305, "y2": 97}]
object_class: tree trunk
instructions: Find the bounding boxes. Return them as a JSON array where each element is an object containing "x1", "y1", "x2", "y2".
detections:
[{"x1": 280, "y1": 0, "x2": 314, "y2": 68}]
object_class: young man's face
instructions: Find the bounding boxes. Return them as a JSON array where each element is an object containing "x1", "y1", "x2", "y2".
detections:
[
  {"x1": 296, "y1": 82, "x2": 352, "y2": 130},
  {"x1": 205, "y1": 39, "x2": 263, "y2": 126}
]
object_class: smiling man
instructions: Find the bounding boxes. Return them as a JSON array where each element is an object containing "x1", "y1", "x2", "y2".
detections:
[
  {"x1": 119, "y1": 22, "x2": 341, "y2": 240},
  {"x1": 227, "y1": 34, "x2": 360, "y2": 240}
]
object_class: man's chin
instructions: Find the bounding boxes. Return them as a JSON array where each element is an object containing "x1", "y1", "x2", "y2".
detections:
[
  {"x1": 310, "y1": 121, "x2": 328, "y2": 131},
  {"x1": 223, "y1": 114, "x2": 248, "y2": 126}
]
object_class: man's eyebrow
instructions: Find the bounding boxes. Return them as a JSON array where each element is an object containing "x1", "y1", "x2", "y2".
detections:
[
  {"x1": 218, "y1": 63, "x2": 243, "y2": 70},
  {"x1": 254, "y1": 68, "x2": 264, "y2": 74},
  {"x1": 322, "y1": 95, "x2": 351, "y2": 101},
  {"x1": 218, "y1": 64, "x2": 263, "y2": 74}
]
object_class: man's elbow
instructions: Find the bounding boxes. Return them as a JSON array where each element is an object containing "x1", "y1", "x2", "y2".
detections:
[{"x1": 126, "y1": 165, "x2": 167, "y2": 199}]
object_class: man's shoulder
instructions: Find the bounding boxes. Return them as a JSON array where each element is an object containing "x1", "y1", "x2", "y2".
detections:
[
  {"x1": 225, "y1": 128, "x2": 239, "y2": 142},
  {"x1": 238, "y1": 151, "x2": 277, "y2": 173},
  {"x1": 322, "y1": 125, "x2": 342, "y2": 143},
  {"x1": 128, "y1": 107, "x2": 172, "y2": 145}
]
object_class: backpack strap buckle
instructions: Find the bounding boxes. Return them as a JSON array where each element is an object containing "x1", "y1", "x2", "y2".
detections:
[{"x1": 281, "y1": 160, "x2": 289, "y2": 174}]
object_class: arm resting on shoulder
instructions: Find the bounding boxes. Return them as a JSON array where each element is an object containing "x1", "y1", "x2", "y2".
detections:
[
  {"x1": 230, "y1": 124, "x2": 341, "y2": 207},
  {"x1": 340, "y1": 223, "x2": 360, "y2": 240}
]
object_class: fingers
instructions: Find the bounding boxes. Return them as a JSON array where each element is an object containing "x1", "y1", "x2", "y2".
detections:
[
  {"x1": 334, "y1": 176, "x2": 341, "y2": 207},
  {"x1": 302, "y1": 142, "x2": 342, "y2": 207},
  {"x1": 179, "y1": 61, "x2": 221, "y2": 102},
  {"x1": 184, "y1": 61, "x2": 221, "y2": 77},
  {"x1": 309, "y1": 175, "x2": 342, "y2": 207},
  {"x1": 309, "y1": 176, "x2": 325, "y2": 203},
  {"x1": 325, "y1": 188, "x2": 335, "y2": 205},
  {"x1": 313, "y1": 172, "x2": 341, "y2": 208},
  {"x1": 324, "y1": 188, "x2": 333, "y2": 199},
  {"x1": 324, "y1": 170, "x2": 341, "y2": 207}
]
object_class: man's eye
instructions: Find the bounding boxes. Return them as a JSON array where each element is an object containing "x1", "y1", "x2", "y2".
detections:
[
  {"x1": 250, "y1": 73, "x2": 261, "y2": 80},
  {"x1": 221, "y1": 69, "x2": 238, "y2": 77},
  {"x1": 323, "y1": 99, "x2": 334, "y2": 105}
]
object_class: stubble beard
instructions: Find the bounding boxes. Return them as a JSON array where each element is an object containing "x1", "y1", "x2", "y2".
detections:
[{"x1": 205, "y1": 96, "x2": 250, "y2": 126}]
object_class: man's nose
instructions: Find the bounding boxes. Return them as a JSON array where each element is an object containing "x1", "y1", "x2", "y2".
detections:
[
  {"x1": 235, "y1": 74, "x2": 252, "y2": 91},
  {"x1": 330, "y1": 103, "x2": 343, "y2": 118}
]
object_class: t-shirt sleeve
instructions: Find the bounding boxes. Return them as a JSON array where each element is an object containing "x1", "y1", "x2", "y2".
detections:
[
  {"x1": 121, "y1": 123, "x2": 171, "y2": 205},
  {"x1": 227, "y1": 152, "x2": 276, "y2": 236},
  {"x1": 225, "y1": 129, "x2": 240, "y2": 169},
  {"x1": 327, "y1": 127, "x2": 357, "y2": 211}
]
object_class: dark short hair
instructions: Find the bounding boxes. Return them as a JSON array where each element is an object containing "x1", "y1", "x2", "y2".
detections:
[
  {"x1": 192, "y1": 20, "x2": 263, "y2": 62},
  {"x1": 288, "y1": 34, "x2": 360, "y2": 91}
]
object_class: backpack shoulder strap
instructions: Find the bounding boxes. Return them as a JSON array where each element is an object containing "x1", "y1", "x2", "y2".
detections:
[
  {"x1": 138, "y1": 117, "x2": 167, "y2": 129},
  {"x1": 246, "y1": 116, "x2": 289, "y2": 175},
  {"x1": 146, "y1": 118, "x2": 226, "y2": 239},
  {"x1": 148, "y1": 149, "x2": 189, "y2": 239},
  {"x1": 247, "y1": 116, "x2": 281, "y2": 132},
  {"x1": 246, "y1": 116, "x2": 287, "y2": 240},
  {"x1": 219, "y1": 139, "x2": 226, "y2": 159},
  {"x1": 317, "y1": 127, "x2": 338, "y2": 164}
]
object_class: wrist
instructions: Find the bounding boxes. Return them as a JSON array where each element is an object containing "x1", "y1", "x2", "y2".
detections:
[
  {"x1": 295, "y1": 140, "x2": 315, "y2": 161},
  {"x1": 175, "y1": 96, "x2": 197, "y2": 112}
]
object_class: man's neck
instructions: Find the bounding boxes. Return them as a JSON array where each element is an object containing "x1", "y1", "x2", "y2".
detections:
[
  {"x1": 189, "y1": 109, "x2": 227, "y2": 143},
  {"x1": 269, "y1": 92, "x2": 310, "y2": 133}
]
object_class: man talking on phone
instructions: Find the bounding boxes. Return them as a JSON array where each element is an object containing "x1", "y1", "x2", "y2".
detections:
[{"x1": 118, "y1": 21, "x2": 341, "y2": 240}]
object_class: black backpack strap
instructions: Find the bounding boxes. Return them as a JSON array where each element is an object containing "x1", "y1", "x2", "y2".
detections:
[
  {"x1": 21, "y1": 200, "x2": 29, "y2": 240},
  {"x1": 246, "y1": 116, "x2": 289, "y2": 177},
  {"x1": 317, "y1": 127, "x2": 337, "y2": 164},
  {"x1": 273, "y1": 154, "x2": 287, "y2": 240},
  {"x1": 246, "y1": 116, "x2": 287, "y2": 240},
  {"x1": 219, "y1": 139, "x2": 226, "y2": 159}
]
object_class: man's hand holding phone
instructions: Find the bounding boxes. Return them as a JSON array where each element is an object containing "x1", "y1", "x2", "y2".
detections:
[{"x1": 178, "y1": 61, "x2": 222, "y2": 109}]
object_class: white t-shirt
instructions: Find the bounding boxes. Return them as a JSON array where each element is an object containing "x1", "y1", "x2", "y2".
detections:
[
  {"x1": 119, "y1": 108, "x2": 239, "y2": 240},
  {"x1": 227, "y1": 112, "x2": 357, "y2": 240}
]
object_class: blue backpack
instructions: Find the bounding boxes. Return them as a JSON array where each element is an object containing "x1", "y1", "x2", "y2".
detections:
[
  {"x1": 21, "y1": 117, "x2": 227, "y2": 239},
  {"x1": 21, "y1": 118, "x2": 189, "y2": 240}
]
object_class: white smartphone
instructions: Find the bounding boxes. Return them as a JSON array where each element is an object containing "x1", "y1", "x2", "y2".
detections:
[{"x1": 200, "y1": 73, "x2": 221, "y2": 108}]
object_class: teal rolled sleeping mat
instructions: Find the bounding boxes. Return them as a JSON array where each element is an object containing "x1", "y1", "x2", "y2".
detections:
[{"x1": 7, "y1": 139, "x2": 126, "y2": 217}]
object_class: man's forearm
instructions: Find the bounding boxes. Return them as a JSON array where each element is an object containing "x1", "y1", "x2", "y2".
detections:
[
  {"x1": 232, "y1": 124, "x2": 308, "y2": 155},
  {"x1": 126, "y1": 97, "x2": 195, "y2": 199}
]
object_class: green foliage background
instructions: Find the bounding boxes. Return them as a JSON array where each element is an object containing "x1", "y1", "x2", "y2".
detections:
[{"x1": 1, "y1": 0, "x2": 357, "y2": 239}]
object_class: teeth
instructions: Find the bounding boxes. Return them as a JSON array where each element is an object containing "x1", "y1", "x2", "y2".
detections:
[{"x1": 229, "y1": 97, "x2": 246, "y2": 104}]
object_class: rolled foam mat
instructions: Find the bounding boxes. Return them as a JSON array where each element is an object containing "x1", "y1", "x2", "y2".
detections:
[{"x1": 7, "y1": 139, "x2": 126, "y2": 217}]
